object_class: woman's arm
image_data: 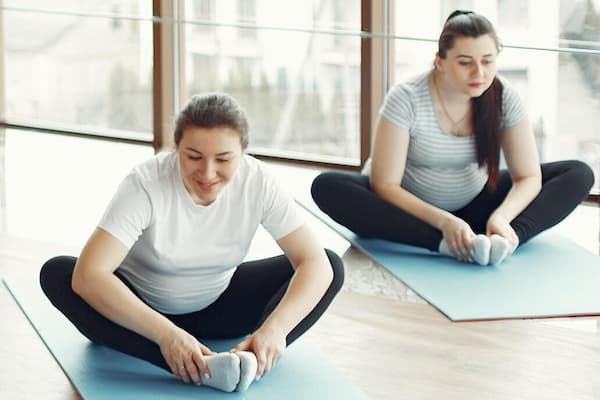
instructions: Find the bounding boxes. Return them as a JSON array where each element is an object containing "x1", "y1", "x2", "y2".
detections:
[
  {"x1": 72, "y1": 228, "x2": 212, "y2": 384},
  {"x1": 487, "y1": 117, "x2": 542, "y2": 244},
  {"x1": 370, "y1": 117, "x2": 454, "y2": 229},
  {"x1": 370, "y1": 117, "x2": 475, "y2": 260},
  {"x1": 266, "y1": 224, "x2": 332, "y2": 336},
  {"x1": 72, "y1": 228, "x2": 173, "y2": 342},
  {"x1": 233, "y1": 224, "x2": 333, "y2": 378}
]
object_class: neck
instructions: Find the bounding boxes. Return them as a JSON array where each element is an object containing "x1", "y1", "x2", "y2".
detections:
[
  {"x1": 432, "y1": 69, "x2": 472, "y2": 134},
  {"x1": 432, "y1": 69, "x2": 470, "y2": 104}
]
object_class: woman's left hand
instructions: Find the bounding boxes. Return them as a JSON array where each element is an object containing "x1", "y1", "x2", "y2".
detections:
[
  {"x1": 486, "y1": 213, "x2": 519, "y2": 254},
  {"x1": 232, "y1": 322, "x2": 286, "y2": 380}
]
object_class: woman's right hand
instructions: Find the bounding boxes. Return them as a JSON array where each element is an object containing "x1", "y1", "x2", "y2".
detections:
[
  {"x1": 439, "y1": 216, "x2": 476, "y2": 262},
  {"x1": 158, "y1": 325, "x2": 215, "y2": 385}
]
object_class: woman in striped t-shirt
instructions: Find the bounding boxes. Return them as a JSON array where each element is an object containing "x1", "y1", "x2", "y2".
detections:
[{"x1": 312, "y1": 10, "x2": 594, "y2": 266}]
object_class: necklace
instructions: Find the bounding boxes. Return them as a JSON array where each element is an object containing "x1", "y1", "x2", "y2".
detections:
[{"x1": 433, "y1": 72, "x2": 471, "y2": 135}]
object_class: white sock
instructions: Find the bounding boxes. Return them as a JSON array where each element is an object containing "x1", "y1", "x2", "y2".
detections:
[
  {"x1": 438, "y1": 234, "x2": 490, "y2": 266},
  {"x1": 438, "y1": 238, "x2": 453, "y2": 258},
  {"x1": 235, "y1": 351, "x2": 258, "y2": 392},
  {"x1": 471, "y1": 234, "x2": 491, "y2": 266},
  {"x1": 489, "y1": 234, "x2": 510, "y2": 265},
  {"x1": 202, "y1": 353, "x2": 240, "y2": 392}
]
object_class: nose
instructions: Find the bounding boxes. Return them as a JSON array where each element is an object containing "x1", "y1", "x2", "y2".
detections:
[
  {"x1": 198, "y1": 160, "x2": 216, "y2": 181},
  {"x1": 473, "y1": 63, "x2": 484, "y2": 78}
]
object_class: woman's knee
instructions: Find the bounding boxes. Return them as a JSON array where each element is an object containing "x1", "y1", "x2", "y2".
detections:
[
  {"x1": 39, "y1": 256, "x2": 77, "y2": 301},
  {"x1": 324, "y1": 249, "x2": 345, "y2": 294},
  {"x1": 311, "y1": 172, "x2": 338, "y2": 207},
  {"x1": 563, "y1": 159, "x2": 595, "y2": 197},
  {"x1": 544, "y1": 160, "x2": 595, "y2": 188},
  {"x1": 570, "y1": 160, "x2": 595, "y2": 192}
]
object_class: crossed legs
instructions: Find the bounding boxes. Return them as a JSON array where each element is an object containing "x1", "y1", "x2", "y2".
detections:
[
  {"x1": 40, "y1": 250, "x2": 344, "y2": 391},
  {"x1": 312, "y1": 160, "x2": 594, "y2": 265}
]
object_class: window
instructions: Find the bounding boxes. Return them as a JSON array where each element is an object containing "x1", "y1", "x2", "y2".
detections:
[
  {"x1": 498, "y1": 0, "x2": 529, "y2": 27},
  {"x1": 0, "y1": 1, "x2": 597, "y2": 195},
  {"x1": 181, "y1": 0, "x2": 362, "y2": 164},
  {"x1": 2, "y1": 0, "x2": 153, "y2": 140}
]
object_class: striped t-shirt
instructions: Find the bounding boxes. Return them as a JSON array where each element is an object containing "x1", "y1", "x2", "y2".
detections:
[{"x1": 364, "y1": 70, "x2": 526, "y2": 211}]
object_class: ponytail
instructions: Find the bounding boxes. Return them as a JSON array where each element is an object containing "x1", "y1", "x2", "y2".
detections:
[{"x1": 472, "y1": 77, "x2": 503, "y2": 189}]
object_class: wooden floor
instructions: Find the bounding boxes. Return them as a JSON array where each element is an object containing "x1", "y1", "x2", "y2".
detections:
[{"x1": 1, "y1": 233, "x2": 600, "y2": 400}]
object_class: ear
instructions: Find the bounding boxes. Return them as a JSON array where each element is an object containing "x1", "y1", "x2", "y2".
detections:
[{"x1": 434, "y1": 53, "x2": 443, "y2": 71}]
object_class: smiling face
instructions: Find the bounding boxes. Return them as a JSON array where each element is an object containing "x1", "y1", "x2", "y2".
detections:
[
  {"x1": 435, "y1": 34, "x2": 498, "y2": 98},
  {"x1": 177, "y1": 125, "x2": 243, "y2": 206}
]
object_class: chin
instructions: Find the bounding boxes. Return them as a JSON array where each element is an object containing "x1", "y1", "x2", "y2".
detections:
[
  {"x1": 469, "y1": 87, "x2": 487, "y2": 98},
  {"x1": 197, "y1": 195, "x2": 218, "y2": 206}
]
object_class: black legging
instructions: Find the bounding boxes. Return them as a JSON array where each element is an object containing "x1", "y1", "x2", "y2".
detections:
[
  {"x1": 40, "y1": 250, "x2": 344, "y2": 372},
  {"x1": 311, "y1": 160, "x2": 594, "y2": 251}
]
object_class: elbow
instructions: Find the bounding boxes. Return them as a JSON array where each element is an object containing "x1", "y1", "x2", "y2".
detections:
[
  {"x1": 71, "y1": 265, "x2": 90, "y2": 298},
  {"x1": 371, "y1": 182, "x2": 385, "y2": 198},
  {"x1": 370, "y1": 179, "x2": 391, "y2": 199}
]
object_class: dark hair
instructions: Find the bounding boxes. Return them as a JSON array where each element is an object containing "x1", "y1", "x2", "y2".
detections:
[
  {"x1": 174, "y1": 93, "x2": 249, "y2": 149},
  {"x1": 439, "y1": 10, "x2": 503, "y2": 188}
]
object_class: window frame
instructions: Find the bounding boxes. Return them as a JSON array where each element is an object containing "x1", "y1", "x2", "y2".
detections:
[{"x1": 0, "y1": 0, "x2": 597, "y2": 203}]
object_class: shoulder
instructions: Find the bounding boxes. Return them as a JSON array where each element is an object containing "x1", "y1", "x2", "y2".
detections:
[
  {"x1": 237, "y1": 153, "x2": 267, "y2": 179},
  {"x1": 496, "y1": 74, "x2": 521, "y2": 102},
  {"x1": 495, "y1": 74, "x2": 527, "y2": 127},
  {"x1": 235, "y1": 155, "x2": 292, "y2": 202},
  {"x1": 127, "y1": 151, "x2": 176, "y2": 188},
  {"x1": 236, "y1": 154, "x2": 277, "y2": 190},
  {"x1": 387, "y1": 71, "x2": 430, "y2": 102},
  {"x1": 112, "y1": 151, "x2": 178, "y2": 209},
  {"x1": 131, "y1": 151, "x2": 175, "y2": 179},
  {"x1": 381, "y1": 71, "x2": 431, "y2": 129}
]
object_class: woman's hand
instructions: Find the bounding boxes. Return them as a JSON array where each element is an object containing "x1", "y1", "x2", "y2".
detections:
[
  {"x1": 439, "y1": 216, "x2": 476, "y2": 262},
  {"x1": 232, "y1": 322, "x2": 287, "y2": 380},
  {"x1": 486, "y1": 213, "x2": 519, "y2": 254},
  {"x1": 158, "y1": 325, "x2": 215, "y2": 385}
]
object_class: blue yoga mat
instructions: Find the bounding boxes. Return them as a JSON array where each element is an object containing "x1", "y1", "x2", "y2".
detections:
[
  {"x1": 297, "y1": 196, "x2": 600, "y2": 321},
  {"x1": 3, "y1": 275, "x2": 366, "y2": 399}
]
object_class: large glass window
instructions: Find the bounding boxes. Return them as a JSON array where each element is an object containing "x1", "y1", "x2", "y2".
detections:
[
  {"x1": 0, "y1": 0, "x2": 597, "y2": 197},
  {"x1": 2, "y1": 0, "x2": 153, "y2": 140},
  {"x1": 181, "y1": 0, "x2": 362, "y2": 165},
  {"x1": 392, "y1": 0, "x2": 599, "y2": 193}
]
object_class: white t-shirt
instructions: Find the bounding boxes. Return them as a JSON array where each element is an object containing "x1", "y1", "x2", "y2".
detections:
[
  {"x1": 363, "y1": 70, "x2": 526, "y2": 211},
  {"x1": 98, "y1": 152, "x2": 304, "y2": 314}
]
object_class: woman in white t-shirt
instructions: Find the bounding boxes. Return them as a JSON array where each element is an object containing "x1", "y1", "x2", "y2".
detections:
[
  {"x1": 312, "y1": 10, "x2": 594, "y2": 266},
  {"x1": 40, "y1": 93, "x2": 344, "y2": 393}
]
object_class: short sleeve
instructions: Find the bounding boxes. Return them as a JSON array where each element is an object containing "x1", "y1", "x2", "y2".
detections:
[
  {"x1": 98, "y1": 172, "x2": 152, "y2": 249},
  {"x1": 500, "y1": 78, "x2": 527, "y2": 129},
  {"x1": 380, "y1": 83, "x2": 416, "y2": 132},
  {"x1": 260, "y1": 172, "x2": 304, "y2": 240}
]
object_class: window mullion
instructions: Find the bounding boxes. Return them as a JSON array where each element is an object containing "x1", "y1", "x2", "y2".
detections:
[
  {"x1": 361, "y1": 0, "x2": 386, "y2": 166},
  {"x1": 153, "y1": 0, "x2": 176, "y2": 152}
]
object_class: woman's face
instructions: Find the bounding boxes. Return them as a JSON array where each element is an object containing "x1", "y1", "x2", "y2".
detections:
[
  {"x1": 436, "y1": 34, "x2": 498, "y2": 98},
  {"x1": 177, "y1": 125, "x2": 243, "y2": 206}
]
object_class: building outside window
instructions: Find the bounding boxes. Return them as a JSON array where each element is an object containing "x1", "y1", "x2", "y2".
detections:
[
  {"x1": 181, "y1": 0, "x2": 361, "y2": 164},
  {"x1": 2, "y1": 0, "x2": 153, "y2": 140}
]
